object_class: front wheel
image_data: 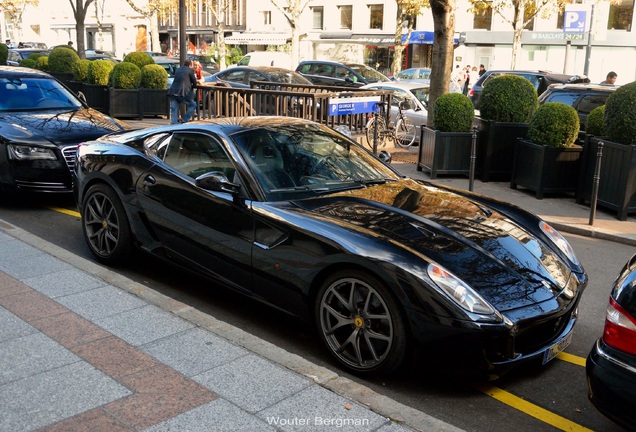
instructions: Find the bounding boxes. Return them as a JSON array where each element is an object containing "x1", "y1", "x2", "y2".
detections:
[
  {"x1": 81, "y1": 184, "x2": 132, "y2": 264},
  {"x1": 315, "y1": 270, "x2": 409, "y2": 375},
  {"x1": 394, "y1": 117, "x2": 417, "y2": 147},
  {"x1": 365, "y1": 116, "x2": 387, "y2": 149}
]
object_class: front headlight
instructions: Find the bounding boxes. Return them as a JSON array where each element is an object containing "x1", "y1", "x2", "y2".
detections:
[
  {"x1": 7, "y1": 144, "x2": 57, "y2": 161},
  {"x1": 427, "y1": 263, "x2": 501, "y2": 322},
  {"x1": 539, "y1": 221, "x2": 579, "y2": 266}
]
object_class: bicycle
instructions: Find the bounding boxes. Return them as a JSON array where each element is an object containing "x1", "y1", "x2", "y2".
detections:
[{"x1": 365, "y1": 100, "x2": 417, "y2": 149}]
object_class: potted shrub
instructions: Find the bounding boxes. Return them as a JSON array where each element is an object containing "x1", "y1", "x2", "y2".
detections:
[
  {"x1": 418, "y1": 93, "x2": 475, "y2": 178},
  {"x1": 576, "y1": 81, "x2": 636, "y2": 220},
  {"x1": 109, "y1": 61, "x2": 142, "y2": 118},
  {"x1": 48, "y1": 46, "x2": 80, "y2": 87},
  {"x1": 67, "y1": 59, "x2": 90, "y2": 94},
  {"x1": 122, "y1": 51, "x2": 155, "y2": 70},
  {"x1": 510, "y1": 102, "x2": 582, "y2": 199},
  {"x1": 0, "y1": 43, "x2": 8, "y2": 65},
  {"x1": 35, "y1": 55, "x2": 49, "y2": 72},
  {"x1": 140, "y1": 63, "x2": 169, "y2": 117},
  {"x1": 83, "y1": 59, "x2": 115, "y2": 113},
  {"x1": 474, "y1": 74, "x2": 538, "y2": 181},
  {"x1": 585, "y1": 105, "x2": 605, "y2": 137}
]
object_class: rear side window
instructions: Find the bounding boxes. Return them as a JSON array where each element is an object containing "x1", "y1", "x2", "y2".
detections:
[
  {"x1": 544, "y1": 91, "x2": 579, "y2": 107},
  {"x1": 577, "y1": 94, "x2": 610, "y2": 115}
]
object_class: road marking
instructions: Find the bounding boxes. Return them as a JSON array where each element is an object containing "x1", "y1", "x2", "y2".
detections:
[
  {"x1": 557, "y1": 352, "x2": 587, "y2": 367},
  {"x1": 49, "y1": 207, "x2": 81, "y2": 218},
  {"x1": 474, "y1": 383, "x2": 594, "y2": 432}
]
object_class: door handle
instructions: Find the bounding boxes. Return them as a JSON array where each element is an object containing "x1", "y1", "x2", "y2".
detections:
[{"x1": 143, "y1": 174, "x2": 156, "y2": 185}]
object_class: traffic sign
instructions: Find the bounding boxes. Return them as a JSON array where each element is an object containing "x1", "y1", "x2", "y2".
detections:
[
  {"x1": 328, "y1": 96, "x2": 381, "y2": 116},
  {"x1": 564, "y1": 5, "x2": 589, "y2": 33}
]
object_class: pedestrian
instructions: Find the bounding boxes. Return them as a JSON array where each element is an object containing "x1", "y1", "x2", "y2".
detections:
[
  {"x1": 479, "y1": 64, "x2": 487, "y2": 77},
  {"x1": 462, "y1": 65, "x2": 471, "y2": 95},
  {"x1": 167, "y1": 59, "x2": 199, "y2": 124},
  {"x1": 600, "y1": 71, "x2": 617, "y2": 85}
]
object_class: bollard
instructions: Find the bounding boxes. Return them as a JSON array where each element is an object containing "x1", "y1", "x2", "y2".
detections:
[
  {"x1": 589, "y1": 141, "x2": 604, "y2": 226},
  {"x1": 469, "y1": 126, "x2": 478, "y2": 191},
  {"x1": 372, "y1": 110, "x2": 379, "y2": 156}
]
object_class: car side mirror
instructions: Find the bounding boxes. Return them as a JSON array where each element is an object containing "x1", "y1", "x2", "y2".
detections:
[
  {"x1": 378, "y1": 150, "x2": 392, "y2": 164},
  {"x1": 195, "y1": 171, "x2": 240, "y2": 194},
  {"x1": 76, "y1": 91, "x2": 87, "y2": 105}
]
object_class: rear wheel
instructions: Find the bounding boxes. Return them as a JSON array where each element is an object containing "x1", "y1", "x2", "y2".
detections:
[
  {"x1": 394, "y1": 117, "x2": 417, "y2": 147},
  {"x1": 315, "y1": 269, "x2": 409, "y2": 375},
  {"x1": 365, "y1": 116, "x2": 387, "y2": 149},
  {"x1": 81, "y1": 184, "x2": 132, "y2": 264}
]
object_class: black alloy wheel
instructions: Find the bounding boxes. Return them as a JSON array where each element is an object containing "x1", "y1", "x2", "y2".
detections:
[
  {"x1": 82, "y1": 184, "x2": 131, "y2": 264},
  {"x1": 316, "y1": 270, "x2": 408, "y2": 375}
]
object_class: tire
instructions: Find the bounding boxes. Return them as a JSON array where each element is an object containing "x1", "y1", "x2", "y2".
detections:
[
  {"x1": 81, "y1": 183, "x2": 132, "y2": 264},
  {"x1": 315, "y1": 269, "x2": 409, "y2": 375},
  {"x1": 365, "y1": 116, "x2": 387, "y2": 149},
  {"x1": 395, "y1": 117, "x2": 417, "y2": 147}
]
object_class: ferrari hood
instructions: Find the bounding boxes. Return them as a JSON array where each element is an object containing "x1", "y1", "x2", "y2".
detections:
[
  {"x1": 290, "y1": 179, "x2": 573, "y2": 312},
  {"x1": 0, "y1": 109, "x2": 129, "y2": 147}
]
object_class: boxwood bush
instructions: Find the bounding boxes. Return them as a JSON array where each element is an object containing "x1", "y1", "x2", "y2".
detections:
[
  {"x1": 72, "y1": 59, "x2": 91, "y2": 82},
  {"x1": 527, "y1": 102, "x2": 580, "y2": 148},
  {"x1": 87, "y1": 59, "x2": 115, "y2": 85},
  {"x1": 19, "y1": 58, "x2": 37, "y2": 69},
  {"x1": 36, "y1": 55, "x2": 49, "y2": 71},
  {"x1": 140, "y1": 64, "x2": 169, "y2": 89},
  {"x1": 433, "y1": 93, "x2": 475, "y2": 132},
  {"x1": 478, "y1": 74, "x2": 538, "y2": 123},
  {"x1": 111, "y1": 62, "x2": 142, "y2": 89},
  {"x1": 48, "y1": 46, "x2": 80, "y2": 73},
  {"x1": 0, "y1": 43, "x2": 8, "y2": 65},
  {"x1": 122, "y1": 52, "x2": 154, "y2": 70},
  {"x1": 586, "y1": 105, "x2": 605, "y2": 136},
  {"x1": 604, "y1": 81, "x2": 636, "y2": 144}
]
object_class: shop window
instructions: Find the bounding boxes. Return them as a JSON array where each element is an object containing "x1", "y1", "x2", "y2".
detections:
[
  {"x1": 312, "y1": 6, "x2": 324, "y2": 30},
  {"x1": 474, "y1": 3, "x2": 493, "y2": 30},
  {"x1": 261, "y1": 10, "x2": 272, "y2": 26},
  {"x1": 369, "y1": 4, "x2": 384, "y2": 30},
  {"x1": 340, "y1": 5, "x2": 353, "y2": 30},
  {"x1": 608, "y1": 0, "x2": 634, "y2": 30}
]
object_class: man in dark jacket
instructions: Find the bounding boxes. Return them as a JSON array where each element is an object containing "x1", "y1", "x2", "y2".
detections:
[{"x1": 167, "y1": 59, "x2": 199, "y2": 124}]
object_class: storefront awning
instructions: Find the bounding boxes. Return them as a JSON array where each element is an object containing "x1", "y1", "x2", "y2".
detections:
[{"x1": 224, "y1": 32, "x2": 290, "y2": 45}]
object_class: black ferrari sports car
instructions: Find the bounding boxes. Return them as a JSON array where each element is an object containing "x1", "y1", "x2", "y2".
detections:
[
  {"x1": 74, "y1": 117, "x2": 587, "y2": 377},
  {"x1": 0, "y1": 66, "x2": 129, "y2": 194}
]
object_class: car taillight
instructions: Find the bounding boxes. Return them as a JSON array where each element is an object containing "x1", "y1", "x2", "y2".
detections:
[{"x1": 603, "y1": 297, "x2": 636, "y2": 356}]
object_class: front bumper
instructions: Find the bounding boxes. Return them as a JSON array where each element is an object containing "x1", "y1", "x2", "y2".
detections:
[
  {"x1": 1, "y1": 145, "x2": 76, "y2": 193},
  {"x1": 586, "y1": 339, "x2": 636, "y2": 430}
]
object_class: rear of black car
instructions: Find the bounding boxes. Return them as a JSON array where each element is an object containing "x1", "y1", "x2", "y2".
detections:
[{"x1": 586, "y1": 253, "x2": 636, "y2": 430}]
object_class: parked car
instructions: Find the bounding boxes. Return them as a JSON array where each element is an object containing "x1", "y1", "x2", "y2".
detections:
[
  {"x1": 16, "y1": 42, "x2": 48, "y2": 50},
  {"x1": 295, "y1": 60, "x2": 391, "y2": 88},
  {"x1": 204, "y1": 66, "x2": 312, "y2": 88},
  {"x1": 236, "y1": 51, "x2": 292, "y2": 70},
  {"x1": 393, "y1": 67, "x2": 431, "y2": 82},
  {"x1": 538, "y1": 83, "x2": 619, "y2": 130},
  {"x1": 154, "y1": 57, "x2": 210, "y2": 87},
  {"x1": 586, "y1": 253, "x2": 636, "y2": 431},
  {"x1": 469, "y1": 70, "x2": 590, "y2": 108},
  {"x1": 0, "y1": 66, "x2": 130, "y2": 195},
  {"x1": 75, "y1": 116, "x2": 587, "y2": 378},
  {"x1": 360, "y1": 81, "x2": 431, "y2": 144},
  {"x1": 6, "y1": 48, "x2": 49, "y2": 66},
  {"x1": 186, "y1": 54, "x2": 219, "y2": 74},
  {"x1": 85, "y1": 49, "x2": 120, "y2": 63}
]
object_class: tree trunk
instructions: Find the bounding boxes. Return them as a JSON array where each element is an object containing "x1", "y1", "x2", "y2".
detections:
[
  {"x1": 428, "y1": 0, "x2": 456, "y2": 127},
  {"x1": 149, "y1": 14, "x2": 160, "y2": 53},
  {"x1": 70, "y1": 0, "x2": 94, "y2": 59},
  {"x1": 510, "y1": 0, "x2": 525, "y2": 69}
]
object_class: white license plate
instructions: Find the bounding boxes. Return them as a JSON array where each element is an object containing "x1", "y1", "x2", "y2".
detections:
[{"x1": 542, "y1": 329, "x2": 573, "y2": 365}]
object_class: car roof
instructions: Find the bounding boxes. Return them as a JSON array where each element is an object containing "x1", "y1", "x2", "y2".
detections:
[
  {"x1": 153, "y1": 57, "x2": 180, "y2": 63},
  {"x1": 0, "y1": 65, "x2": 52, "y2": 78},
  {"x1": 224, "y1": 66, "x2": 295, "y2": 73},
  {"x1": 544, "y1": 83, "x2": 619, "y2": 91},
  {"x1": 362, "y1": 81, "x2": 429, "y2": 90}
]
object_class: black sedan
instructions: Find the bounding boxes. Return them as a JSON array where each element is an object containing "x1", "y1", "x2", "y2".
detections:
[
  {"x1": 587, "y1": 253, "x2": 636, "y2": 430},
  {"x1": 74, "y1": 117, "x2": 587, "y2": 377},
  {"x1": 0, "y1": 66, "x2": 130, "y2": 194},
  {"x1": 204, "y1": 66, "x2": 312, "y2": 88}
]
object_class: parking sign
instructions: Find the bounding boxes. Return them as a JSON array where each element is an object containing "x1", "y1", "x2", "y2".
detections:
[{"x1": 564, "y1": 5, "x2": 589, "y2": 33}]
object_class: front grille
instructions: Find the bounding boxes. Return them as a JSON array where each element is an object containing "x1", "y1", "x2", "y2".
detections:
[
  {"x1": 62, "y1": 145, "x2": 78, "y2": 172},
  {"x1": 15, "y1": 180, "x2": 72, "y2": 192},
  {"x1": 512, "y1": 312, "x2": 572, "y2": 355}
]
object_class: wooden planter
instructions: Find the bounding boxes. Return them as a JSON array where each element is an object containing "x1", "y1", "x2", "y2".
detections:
[
  {"x1": 109, "y1": 88, "x2": 142, "y2": 119},
  {"x1": 140, "y1": 88, "x2": 169, "y2": 117},
  {"x1": 474, "y1": 117, "x2": 529, "y2": 182},
  {"x1": 417, "y1": 127, "x2": 473, "y2": 179},
  {"x1": 82, "y1": 83, "x2": 110, "y2": 113},
  {"x1": 66, "y1": 80, "x2": 83, "y2": 95},
  {"x1": 50, "y1": 72, "x2": 75, "y2": 89},
  {"x1": 576, "y1": 136, "x2": 636, "y2": 220},
  {"x1": 510, "y1": 139, "x2": 583, "y2": 199}
]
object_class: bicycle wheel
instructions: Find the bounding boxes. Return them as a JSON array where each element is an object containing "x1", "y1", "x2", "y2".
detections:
[
  {"x1": 395, "y1": 117, "x2": 417, "y2": 147},
  {"x1": 365, "y1": 116, "x2": 387, "y2": 149}
]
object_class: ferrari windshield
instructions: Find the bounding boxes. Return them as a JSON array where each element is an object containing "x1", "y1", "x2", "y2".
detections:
[
  {"x1": 0, "y1": 76, "x2": 82, "y2": 111},
  {"x1": 230, "y1": 123, "x2": 400, "y2": 199}
]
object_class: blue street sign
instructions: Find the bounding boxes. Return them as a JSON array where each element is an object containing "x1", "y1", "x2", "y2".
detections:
[
  {"x1": 329, "y1": 96, "x2": 381, "y2": 116},
  {"x1": 564, "y1": 10, "x2": 587, "y2": 34}
]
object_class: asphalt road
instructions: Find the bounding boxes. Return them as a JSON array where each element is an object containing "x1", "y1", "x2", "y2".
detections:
[{"x1": 0, "y1": 192, "x2": 633, "y2": 432}]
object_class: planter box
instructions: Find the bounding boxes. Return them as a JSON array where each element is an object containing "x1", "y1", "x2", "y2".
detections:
[
  {"x1": 50, "y1": 72, "x2": 75, "y2": 89},
  {"x1": 576, "y1": 136, "x2": 636, "y2": 220},
  {"x1": 140, "y1": 89, "x2": 169, "y2": 117},
  {"x1": 109, "y1": 88, "x2": 142, "y2": 119},
  {"x1": 417, "y1": 127, "x2": 473, "y2": 179},
  {"x1": 82, "y1": 83, "x2": 109, "y2": 113},
  {"x1": 510, "y1": 138, "x2": 583, "y2": 199},
  {"x1": 474, "y1": 117, "x2": 529, "y2": 182},
  {"x1": 66, "y1": 80, "x2": 83, "y2": 95}
]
